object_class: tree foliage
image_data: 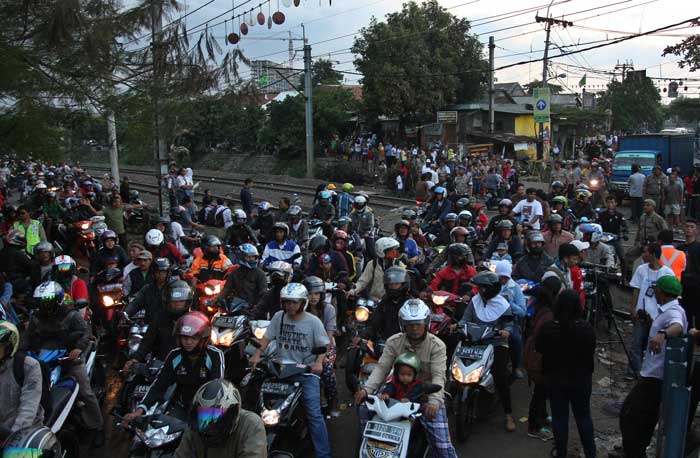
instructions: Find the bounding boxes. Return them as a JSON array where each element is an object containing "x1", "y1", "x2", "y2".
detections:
[
  {"x1": 312, "y1": 59, "x2": 343, "y2": 86},
  {"x1": 352, "y1": 0, "x2": 486, "y2": 121},
  {"x1": 662, "y1": 19, "x2": 700, "y2": 72},
  {"x1": 599, "y1": 76, "x2": 662, "y2": 131},
  {"x1": 523, "y1": 80, "x2": 563, "y2": 95},
  {"x1": 667, "y1": 97, "x2": 700, "y2": 122}
]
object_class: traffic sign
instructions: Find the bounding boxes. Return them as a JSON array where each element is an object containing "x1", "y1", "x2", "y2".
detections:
[{"x1": 533, "y1": 87, "x2": 551, "y2": 123}]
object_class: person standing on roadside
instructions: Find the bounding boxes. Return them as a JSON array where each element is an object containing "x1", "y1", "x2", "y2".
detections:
[
  {"x1": 644, "y1": 166, "x2": 668, "y2": 217},
  {"x1": 536, "y1": 289, "x2": 596, "y2": 458},
  {"x1": 679, "y1": 219, "x2": 700, "y2": 326},
  {"x1": 240, "y1": 178, "x2": 254, "y2": 217},
  {"x1": 627, "y1": 164, "x2": 645, "y2": 223}
]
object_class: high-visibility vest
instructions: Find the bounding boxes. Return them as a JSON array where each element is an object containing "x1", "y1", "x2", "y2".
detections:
[
  {"x1": 660, "y1": 245, "x2": 686, "y2": 280},
  {"x1": 13, "y1": 220, "x2": 42, "y2": 255}
]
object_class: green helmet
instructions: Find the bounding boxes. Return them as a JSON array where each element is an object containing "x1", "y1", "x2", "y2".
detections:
[
  {"x1": 552, "y1": 195, "x2": 568, "y2": 208},
  {"x1": 394, "y1": 352, "x2": 421, "y2": 374},
  {"x1": 342, "y1": 182, "x2": 354, "y2": 193}
]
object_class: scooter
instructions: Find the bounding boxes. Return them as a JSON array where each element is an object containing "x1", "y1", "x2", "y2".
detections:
[
  {"x1": 428, "y1": 291, "x2": 460, "y2": 340},
  {"x1": 449, "y1": 322, "x2": 506, "y2": 442},
  {"x1": 116, "y1": 359, "x2": 165, "y2": 416},
  {"x1": 210, "y1": 297, "x2": 254, "y2": 384},
  {"x1": 243, "y1": 341, "x2": 328, "y2": 457},
  {"x1": 344, "y1": 297, "x2": 380, "y2": 391},
  {"x1": 358, "y1": 384, "x2": 443, "y2": 458}
]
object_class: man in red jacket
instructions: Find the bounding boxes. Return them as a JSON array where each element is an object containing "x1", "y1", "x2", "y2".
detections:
[{"x1": 430, "y1": 243, "x2": 476, "y2": 300}]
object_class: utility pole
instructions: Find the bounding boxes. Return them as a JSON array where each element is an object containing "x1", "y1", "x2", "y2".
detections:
[
  {"x1": 488, "y1": 36, "x2": 495, "y2": 134},
  {"x1": 106, "y1": 110, "x2": 120, "y2": 184},
  {"x1": 302, "y1": 25, "x2": 314, "y2": 178},
  {"x1": 151, "y1": 0, "x2": 168, "y2": 216},
  {"x1": 535, "y1": 13, "x2": 572, "y2": 160}
]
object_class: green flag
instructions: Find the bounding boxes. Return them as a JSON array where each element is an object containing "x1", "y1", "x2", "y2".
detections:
[
  {"x1": 259, "y1": 76, "x2": 269, "y2": 85},
  {"x1": 578, "y1": 74, "x2": 587, "y2": 87}
]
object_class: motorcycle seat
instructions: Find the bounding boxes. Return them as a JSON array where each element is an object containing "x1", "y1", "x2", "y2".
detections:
[{"x1": 47, "y1": 382, "x2": 78, "y2": 428}]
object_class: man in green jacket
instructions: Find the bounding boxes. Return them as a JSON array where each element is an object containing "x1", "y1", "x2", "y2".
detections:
[{"x1": 175, "y1": 379, "x2": 266, "y2": 458}]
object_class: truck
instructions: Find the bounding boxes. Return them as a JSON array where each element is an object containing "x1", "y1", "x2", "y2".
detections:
[{"x1": 609, "y1": 133, "x2": 696, "y2": 201}]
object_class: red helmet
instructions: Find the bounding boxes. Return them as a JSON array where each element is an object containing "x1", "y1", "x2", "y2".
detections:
[
  {"x1": 333, "y1": 230, "x2": 349, "y2": 241},
  {"x1": 174, "y1": 311, "x2": 211, "y2": 350}
]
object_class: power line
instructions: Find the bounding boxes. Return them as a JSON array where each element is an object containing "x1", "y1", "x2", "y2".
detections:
[{"x1": 121, "y1": 0, "x2": 217, "y2": 47}]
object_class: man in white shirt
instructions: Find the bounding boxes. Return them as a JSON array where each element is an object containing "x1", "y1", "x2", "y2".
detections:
[
  {"x1": 627, "y1": 164, "x2": 646, "y2": 223},
  {"x1": 626, "y1": 243, "x2": 675, "y2": 379},
  {"x1": 512, "y1": 188, "x2": 544, "y2": 230}
]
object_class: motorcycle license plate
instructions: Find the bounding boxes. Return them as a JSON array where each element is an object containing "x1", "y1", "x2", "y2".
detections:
[
  {"x1": 364, "y1": 421, "x2": 402, "y2": 444},
  {"x1": 366, "y1": 440, "x2": 399, "y2": 456},
  {"x1": 456, "y1": 345, "x2": 486, "y2": 360},
  {"x1": 261, "y1": 382, "x2": 291, "y2": 395},
  {"x1": 133, "y1": 385, "x2": 149, "y2": 398},
  {"x1": 213, "y1": 316, "x2": 240, "y2": 328}
]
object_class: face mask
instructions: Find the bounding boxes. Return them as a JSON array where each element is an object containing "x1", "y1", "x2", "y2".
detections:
[{"x1": 529, "y1": 246, "x2": 543, "y2": 255}]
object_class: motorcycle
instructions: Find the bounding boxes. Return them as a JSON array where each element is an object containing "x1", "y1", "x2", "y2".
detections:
[
  {"x1": 358, "y1": 384, "x2": 443, "y2": 458},
  {"x1": 243, "y1": 342, "x2": 328, "y2": 457},
  {"x1": 116, "y1": 358, "x2": 164, "y2": 417},
  {"x1": 449, "y1": 323, "x2": 506, "y2": 442},
  {"x1": 125, "y1": 200, "x2": 150, "y2": 235},
  {"x1": 62, "y1": 219, "x2": 97, "y2": 260},
  {"x1": 428, "y1": 291, "x2": 460, "y2": 340},
  {"x1": 344, "y1": 297, "x2": 379, "y2": 390},
  {"x1": 209, "y1": 297, "x2": 256, "y2": 384},
  {"x1": 115, "y1": 398, "x2": 186, "y2": 458},
  {"x1": 192, "y1": 278, "x2": 227, "y2": 317}
]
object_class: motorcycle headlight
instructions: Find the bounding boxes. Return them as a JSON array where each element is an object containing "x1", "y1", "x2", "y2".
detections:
[
  {"x1": 355, "y1": 306, "x2": 370, "y2": 322},
  {"x1": 254, "y1": 327, "x2": 266, "y2": 340},
  {"x1": 79, "y1": 221, "x2": 90, "y2": 230},
  {"x1": 464, "y1": 366, "x2": 483, "y2": 384},
  {"x1": 142, "y1": 426, "x2": 182, "y2": 448},
  {"x1": 102, "y1": 295, "x2": 115, "y2": 307},
  {"x1": 261, "y1": 409, "x2": 280, "y2": 426},
  {"x1": 590, "y1": 179, "x2": 599, "y2": 187},
  {"x1": 204, "y1": 284, "x2": 222, "y2": 296},
  {"x1": 452, "y1": 362, "x2": 465, "y2": 383},
  {"x1": 432, "y1": 294, "x2": 447, "y2": 306},
  {"x1": 214, "y1": 331, "x2": 234, "y2": 347}
]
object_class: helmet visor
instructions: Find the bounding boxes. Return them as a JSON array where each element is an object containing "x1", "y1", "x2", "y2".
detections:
[
  {"x1": 4, "y1": 448, "x2": 59, "y2": 458},
  {"x1": 197, "y1": 406, "x2": 226, "y2": 432}
]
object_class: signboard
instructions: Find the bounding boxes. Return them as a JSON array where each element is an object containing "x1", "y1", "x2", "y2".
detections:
[
  {"x1": 533, "y1": 87, "x2": 551, "y2": 123},
  {"x1": 437, "y1": 111, "x2": 458, "y2": 124}
]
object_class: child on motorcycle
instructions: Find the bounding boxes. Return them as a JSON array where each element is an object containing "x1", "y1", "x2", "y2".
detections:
[{"x1": 379, "y1": 352, "x2": 424, "y2": 402}]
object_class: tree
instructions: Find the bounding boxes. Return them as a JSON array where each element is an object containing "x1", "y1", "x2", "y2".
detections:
[
  {"x1": 312, "y1": 59, "x2": 343, "y2": 86},
  {"x1": 352, "y1": 0, "x2": 486, "y2": 122},
  {"x1": 599, "y1": 76, "x2": 662, "y2": 131},
  {"x1": 663, "y1": 19, "x2": 700, "y2": 72},
  {"x1": 523, "y1": 80, "x2": 563, "y2": 95},
  {"x1": 667, "y1": 97, "x2": 700, "y2": 123}
]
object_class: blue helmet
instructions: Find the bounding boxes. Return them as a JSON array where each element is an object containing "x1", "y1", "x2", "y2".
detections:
[
  {"x1": 433, "y1": 186, "x2": 447, "y2": 198},
  {"x1": 238, "y1": 243, "x2": 259, "y2": 269},
  {"x1": 319, "y1": 190, "x2": 331, "y2": 200},
  {"x1": 258, "y1": 201, "x2": 272, "y2": 212}
]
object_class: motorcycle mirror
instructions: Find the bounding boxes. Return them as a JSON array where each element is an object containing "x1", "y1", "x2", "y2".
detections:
[{"x1": 311, "y1": 346, "x2": 328, "y2": 355}]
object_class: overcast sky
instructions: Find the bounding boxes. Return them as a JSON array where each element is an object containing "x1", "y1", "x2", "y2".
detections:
[{"x1": 157, "y1": 0, "x2": 700, "y2": 100}]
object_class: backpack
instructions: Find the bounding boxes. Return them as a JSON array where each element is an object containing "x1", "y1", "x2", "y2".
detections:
[
  {"x1": 205, "y1": 206, "x2": 217, "y2": 227},
  {"x1": 523, "y1": 309, "x2": 552, "y2": 385},
  {"x1": 13, "y1": 351, "x2": 53, "y2": 421},
  {"x1": 214, "y1": 208, "x2": 226, "y2": 228}
]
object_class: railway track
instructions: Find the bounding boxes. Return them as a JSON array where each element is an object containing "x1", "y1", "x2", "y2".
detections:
[{"x1": 87, "y1": 164, "x2": 414, "y2": 211}]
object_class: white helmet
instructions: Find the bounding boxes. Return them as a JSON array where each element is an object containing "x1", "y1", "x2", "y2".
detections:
[
  {"x1": 233, "y1": 209, "x2": 247, "y2": 222},
  {"x1": 398, "y1": 299, "x2": 431, "y2": 330},
  {"x1": 375, "y1": 237, "x2": 400, "y2": 259},
  {"x1": 354, "y1": 195, "x2": 367, "y2": 208},
  {"x1": 458, "y1": 210, "x2": 472, "y2": 220},
  {"x1": 280, "y1": 283, "x2": 309, "y2": 310},
  {"x1": 35, "y1": 183, "x2": 47, "y2": 190},
  {"x1": 145, "y1": 229, "x2": 164, "y2": 247},
  {"x1": 590, "y1": 232, "x2": 603, "y2": 243}
]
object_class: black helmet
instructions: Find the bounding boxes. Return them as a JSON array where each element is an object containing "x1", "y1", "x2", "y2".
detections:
[
  {"x1": 202, "y1": 235, "x2": 222, "y2": 249},
  {"x1": 401, "y1": 209, "x2": 417, "y2": 220},
  {"x1": 273, "y1": 222, "x2": 290, "y2": 237},
  {"x1": 394, "y1": 220, "x2": 410, "y2": 233},
  {"x1": 309, "y1": 235, "x2": 330, "y2": 254},
  {"x1": 383, "y1": 267, "x2": 409, "y2": 299},
  {"x1": 456, "y1": 197, "x2": 470, "y2": 210},
  {"x1": 153, "y1": 257, "x2": 172, "y2": 272},
  {"x1": 547, "y1": 214, "x2": 563, "y2": 225},
  {"x1": 470, "y1": 271, "x2": 501, "y2": 301},
  {"x1": 2, "y1": 425, "x2": 61, "y2": 458},
  {"x1": 447, "y1": 243, "x2": 470, "y2": 267},
  {"x1": 166, "y1": 280, "x2": 193, "y2": 317},
  {"x1": 190, "y1": 379, "x2": 241, "y2": 447},
  {"x1": 526, "y1": 230, "x2": 545, "y2": 255},
  {"x1": 303, "y1": 276, "x2": 325, "y2": 294}
]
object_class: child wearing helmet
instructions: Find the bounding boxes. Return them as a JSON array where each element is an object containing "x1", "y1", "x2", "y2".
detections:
[
  {"x1": 380, "y1": 352, "x2": 424, "y2": 402},
  {"x1": 122, "y1": 311, "x2": 224, "y2": 427}
]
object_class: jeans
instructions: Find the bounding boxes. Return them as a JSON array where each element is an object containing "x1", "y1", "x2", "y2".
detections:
[
  {"x1": 548, "y1": 379, "x2": 596, "y2": 458},
  {"x1": 628, "y1": 321, "x2": 650, "y2": 376},
  {"x1": 630, "y1": 196, "x2": 643, "y2": 222},
  {"x1": 509, "y1": 317, "x2": 523, "y2": 370},
  {"x1": 620, "y1": 377, "x2": 662, "y2": 458},
  {"x1": 294, "y1": 374, "x2": 331, "y2": 458}
]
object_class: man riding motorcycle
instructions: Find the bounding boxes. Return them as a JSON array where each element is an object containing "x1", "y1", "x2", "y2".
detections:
[
  {"x1": 30, "y1": 241, "x2": 55, "y2": 288},
  {"x1": 125, "y1": 257, "x2": 172, "y2": 321},
  {"x1": 363, "y1": 267, "x2": 413, "y2": 342},
  {"x1": 145, "y1": 228, "x2": 185, "y2": 266},
  {"x1": 486, "y1": 220, "x2": 524, "y2": 262},
  {"x1": 355, "y1": 299, "x2": 457, "y2": 458},
  {"x1": 224, "y1": 209, "x2": 259, "y2": 251},
  {"x1": 458, "y1": 272, "x2": 516, "y2": 432},
  {"x1": 306, "y1": 235, "x2": 349, "y2": 287},
  {"x1": 251, "y1": 201, "x2": 276, "y2": 245},
  {"x1": 251, "y1": 261, "x2": 293, "y2": 319},
  {"x1": 261, "y1": 222, "x2": 302, "y2": 268},
  {"x1": 52, "y1": 255, "x2": 89, "y2": 309},
  {"x1": 434, "y1": 213, "x2": 458, "y2": 246},
  {"x1": 347, "y1": 237, "x2": 405, "y2": 303},
  {"x1": 484, "y1": 199, "x2": 520, "y2": 239},
  {"x1": 89, "y1": 230, "x2": 129, "y2": 283},
  {"x1": 512, "y1": 231, "x2": 554, "y2": 282},
  {"x1": 287, "y1": 205, "x2": 309, "y2": 249},
  {"x1": 542, "y1": 214, "x2": 574, "y2": 259},
  {"x1": 22, "y1": 281, "x2": 105, "y2": 447},
  {"x1": 189, "y1": 235, "x2": 234, "y2": 286},
  {"x1": 125, "y1": 280, "x2": 194, "y2": 367},
  {"x1": 430, "y1": 243, "x2": 477, "y2": 299},
  {"x1": 249, "y1": 283, "x2": 332, "y2": 458},
  {"x1": 571, "y1": 188, "x2": 595, "y2": 221},
  {"x1": 220, "y1": 243, "x2": 267, "y2": 306},
  {"x1": 310, "y1": 191, "x2": 336, "y2": 238},
  {"x1": 122, "y1": 311, "x2": 224, "y2": 424},
  {"x1": 427, "y1": 226, "x2": 475, "y2": 276},
  {"x1": 332, "y1": 230, "x2": 357, "y2": 282},
  {"x1": 393, "y1": 220, "x2": 421, "y2": 268},
  {"x1": 174, "y1": 379, "x2": 267, "y2": 458}
]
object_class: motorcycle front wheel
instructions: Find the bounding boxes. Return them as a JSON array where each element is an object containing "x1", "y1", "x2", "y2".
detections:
[{"x1": 455, "y1": 390, "x2": 477, "y2": 443}]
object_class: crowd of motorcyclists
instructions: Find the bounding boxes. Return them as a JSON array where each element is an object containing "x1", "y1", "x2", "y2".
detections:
[{"x1": 1, "y1": 153, "x2": 699, "y2": 458}]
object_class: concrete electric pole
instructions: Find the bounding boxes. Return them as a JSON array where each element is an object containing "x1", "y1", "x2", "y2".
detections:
[
  {"x1": 302, "y1": 25, "x2": 314, "y2": 178},
  {"x1": 488, "y1": 36, "x2": 495, "y2": 134}
]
